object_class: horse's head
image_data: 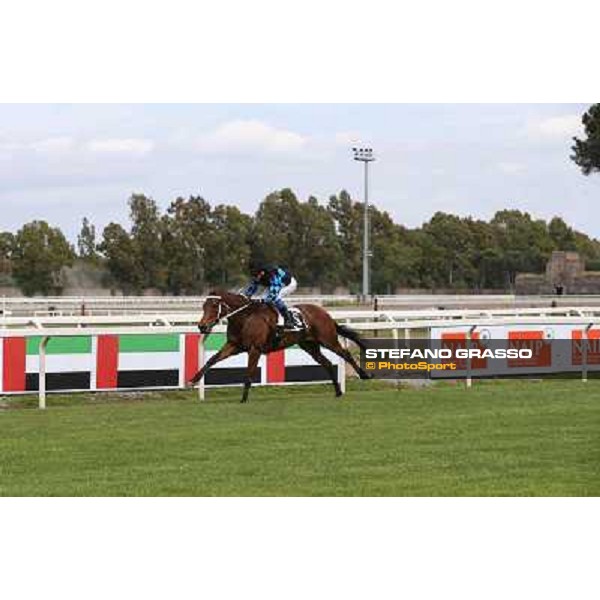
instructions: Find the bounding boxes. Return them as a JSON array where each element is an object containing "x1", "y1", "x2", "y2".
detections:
[
  {"x1": 198, "y1": 295, "x2": 225, "y2": 333},
  {"x1": 198, "y1": 290, "x2": 251, "y2": 333}
]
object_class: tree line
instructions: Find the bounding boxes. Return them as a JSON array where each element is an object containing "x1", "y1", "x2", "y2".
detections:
[
  {"x1": 2, "y1": 189, "x2": 600, "y2": 296},
  {"x1": 2, "y1": 103, "x2": 599, "y2": 297}
]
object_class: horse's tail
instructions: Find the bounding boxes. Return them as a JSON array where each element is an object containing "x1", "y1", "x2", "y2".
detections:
[{"x1": 335, "y1": 322, "x2": 367, "y2": 351}]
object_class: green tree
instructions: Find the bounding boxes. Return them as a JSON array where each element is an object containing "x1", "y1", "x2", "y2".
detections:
[
  {"x1": 571, "y1": 104, "x2": 600, "y2": 175},
  {"x1": 162, "y1": 196, "x2": 212, "y2": 294},
  {"x1": 548, "y1": 216, "x2": 577, "y2": 251},
  {"x1": 206, "y1": 204, "x2": 253, "y2": 287},
  {"x1": 0, "y1": 231, "x2": 15, "y2": 288},
  {"x1": 491, "y1": 210, "x2": 554, "y2": 287},
  {"x1": 77, "y1": 217, "x2": 100, "y2": 262},
  {"x1": 370, "y1": 209, "x2": 421, "y2": 293},
  {"x1": 327, "y1": 190, "x2": 364, "y2": 291},
  {"x1": 251, "y1": 189, "x2": 306, "y2": 271},
  {"x1": 297, "y1": 197, "x2": 343, "y2": 289},
  {"x1": 98, "y1": 223, "x2": 140, "y2": 293},
  {"x1": 421, "y1": 212, "x2": 478, "y2": 287},
  {"x1": 573, "y1": 231, "x2": 600, "y2": 264},
  {"x1": 12, "y1": 221, "x2": 74, "y2": 296},
  {"x1": 252, "y1": 190, "x2": 343, "y2": 290},
  {"x1": 129, "y1": 194, "x2": 166, "y2": 291},
  {"x1": 0, "y1": 231, "x2": 14, "y2": 277},
  {"x1": 466, "y1": 219, "x2": 505, "y2": 289}
]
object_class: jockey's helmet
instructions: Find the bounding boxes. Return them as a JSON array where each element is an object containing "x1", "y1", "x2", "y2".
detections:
[{"x1": 251, "y1": 265, "x2": 267, "y2": 280}]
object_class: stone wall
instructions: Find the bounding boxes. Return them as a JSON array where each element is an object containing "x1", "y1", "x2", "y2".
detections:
[
  {"x1": 514, "y1": 274, "x2": 553, "y2": 295},
  {"x1": 563, "y1": 272, "x2": 600, "y2": 294},
  {"x1": 516, "y1": 251, "x2": 600, "y2": 294},
  {"x1": 545, "y1": 251, "x2": 585, "y2": 286}
]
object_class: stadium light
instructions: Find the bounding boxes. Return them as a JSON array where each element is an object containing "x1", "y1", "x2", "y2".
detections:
[{"x1": 352, "y1": 147, "x2": 376, "y2": 300}]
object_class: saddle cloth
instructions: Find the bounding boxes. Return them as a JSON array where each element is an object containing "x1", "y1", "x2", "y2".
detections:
[{"x1": 276, "y1": 307, "x2": 306, "y2": 330}]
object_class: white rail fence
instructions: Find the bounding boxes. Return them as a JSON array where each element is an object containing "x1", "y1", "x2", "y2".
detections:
[
  {"x1": 1, "y1": 304, "x2": 600, "y2": 329},
  {"x1": 1, "y1": 307, "x2": 598, "y2": 408},
  {"x1": 0, "y1": 312, "x2": 347, "y2": 408},
  {"x1": 4, "y1": 294, "x2": 600, "y2": 317}
]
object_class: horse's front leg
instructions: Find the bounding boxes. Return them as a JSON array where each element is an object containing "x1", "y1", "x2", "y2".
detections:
[
  {"x1": 241, "y1": 347, "x2": 261, "y2": 403},
  {"x1": 188, "y1": 342, "x2": 240, "y2": 385}
]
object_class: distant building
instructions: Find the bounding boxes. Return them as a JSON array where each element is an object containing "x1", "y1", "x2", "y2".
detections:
[
  {"x1": 545, "y1": 251, "x2": 585, "y2": 287},
  {"x1": 516, "y1": 251, "x2": 600, "y2": 294}
]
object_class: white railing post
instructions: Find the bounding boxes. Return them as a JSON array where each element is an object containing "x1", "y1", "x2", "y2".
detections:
[
  {"x1": 339, "y1": 337, "x2": 347, "y2": 394},
  {"x1": 392, "y1": 326, "x2": 400, "y2": 389},
  {"x1": 582, "y1": 322, "x2": 593, "y2": 383},
  {"x1": 466, "y1": 325, "x2": 477, "y2": 389},
  {"x1": 198, "y1": 334, "x2": 205, "y2": 401},
  {"x1": 39, "y1": 336, "x2": 49, "y2": 409}
]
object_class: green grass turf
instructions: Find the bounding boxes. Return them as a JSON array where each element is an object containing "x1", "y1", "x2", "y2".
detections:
[{"x1": 0, "y1": 380, "x2": 598, "y2": 496}]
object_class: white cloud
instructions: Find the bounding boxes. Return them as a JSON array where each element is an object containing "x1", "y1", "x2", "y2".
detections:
[
  {"x1": 86, "y1": 138, "x2": 154, "y2": 155},
  {"x1": 0, "y1": 138, "x2": 76, "y2": 159},
  {"x1": 196, "y1": 120, "x2": 307, "y2": 155},
  {"x1": 334, "y1": 131, "x2": 362, "y2": 146},
  {"x1": 30, "y1": 136, "x2": 74, "y2": 153},
  {"x1": 0, "y1": 141, "x2": 21, "y2": 152},
  {"x1": 527, "y1": 114, "x2": 583, "y2": 139},
  {"x1": 0, "y1": 136, "x2": 154, "y2": 158},
  {"x1": 0, "y1": 142, "x2": 18, "y2": 161},
  {"x1": 497, "y1": 161, "x2": 526, "y2": 174}
]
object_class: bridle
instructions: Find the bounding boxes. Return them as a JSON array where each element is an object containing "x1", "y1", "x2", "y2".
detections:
[{"x1": 201, "y1": 295, "x2": 252, "y2": 329}]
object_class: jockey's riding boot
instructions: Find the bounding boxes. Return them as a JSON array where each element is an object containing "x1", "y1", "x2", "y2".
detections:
[
  {"x1": 282, "y1": 308, "x2": 296, "y2": 330},
  {"x1": 273, "y1": 298, "x2": 291, "y2": 329}
]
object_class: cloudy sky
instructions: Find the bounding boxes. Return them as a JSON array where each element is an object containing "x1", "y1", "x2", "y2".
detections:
[{"x1": 0, "y1": 103, "x2": 598, "y2": 241}]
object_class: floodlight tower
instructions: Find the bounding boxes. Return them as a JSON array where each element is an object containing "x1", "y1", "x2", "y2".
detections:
[{"x1": 352, "y1": 146, "x2": 375, "y2": 300}]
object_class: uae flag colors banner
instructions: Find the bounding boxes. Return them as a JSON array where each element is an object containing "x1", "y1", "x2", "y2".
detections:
[{"x1": 0, "y1": 332, "x2": 342, "y2": 394}]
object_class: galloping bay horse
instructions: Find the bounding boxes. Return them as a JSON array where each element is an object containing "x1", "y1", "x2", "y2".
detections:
[{"x1": 188, "y1": 290, "x2": 372, "y2": 402}]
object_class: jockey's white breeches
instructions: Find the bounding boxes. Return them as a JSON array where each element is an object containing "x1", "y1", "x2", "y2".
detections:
[{"x1": 279, "y1": 277, "x2": 297, "y2": 298}]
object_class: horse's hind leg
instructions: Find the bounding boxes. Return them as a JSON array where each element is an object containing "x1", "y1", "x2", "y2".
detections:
[
  {"x1": 241, "y1": 347, "x2": 261, "y2": 403},
  {"x1": 299, "y1": 341, "x2": 342, "y2": 397},
  {"x1": 324, "y1": 340, "x2": 372, "y2": 380}
]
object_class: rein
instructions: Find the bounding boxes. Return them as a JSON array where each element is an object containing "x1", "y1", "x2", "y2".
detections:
[{"x1": 204, "y1": 295, "x2": 252, "y2": 327}]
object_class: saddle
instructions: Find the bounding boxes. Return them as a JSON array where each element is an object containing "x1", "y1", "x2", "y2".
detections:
[
  {"x1": 277, "y1": 307, "x2": 306, "y2": 331},
  {"x1": 250, "y1": 299, "x2": 305, "y2": 332}
]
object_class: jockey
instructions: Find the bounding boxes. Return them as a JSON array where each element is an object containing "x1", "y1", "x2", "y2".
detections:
[{"x1": 242, "y1": 265, "x2": 299, "y2": 329}]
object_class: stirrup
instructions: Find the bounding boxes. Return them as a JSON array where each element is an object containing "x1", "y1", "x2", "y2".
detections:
[{"x1": 284, "y1": 315, "x2": 300, "y2": 330}]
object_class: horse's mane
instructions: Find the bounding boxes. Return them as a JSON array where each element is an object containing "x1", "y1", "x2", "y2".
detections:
[
  {"x1": 207, "y1": 289, "x2": 251, "y2": 304},
  {"x1": 207, "y1": 288, "x2": 240, "y2": 296},
  {"x1": 207, "y1": 288, "x2": 229, "y2": 297}
]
